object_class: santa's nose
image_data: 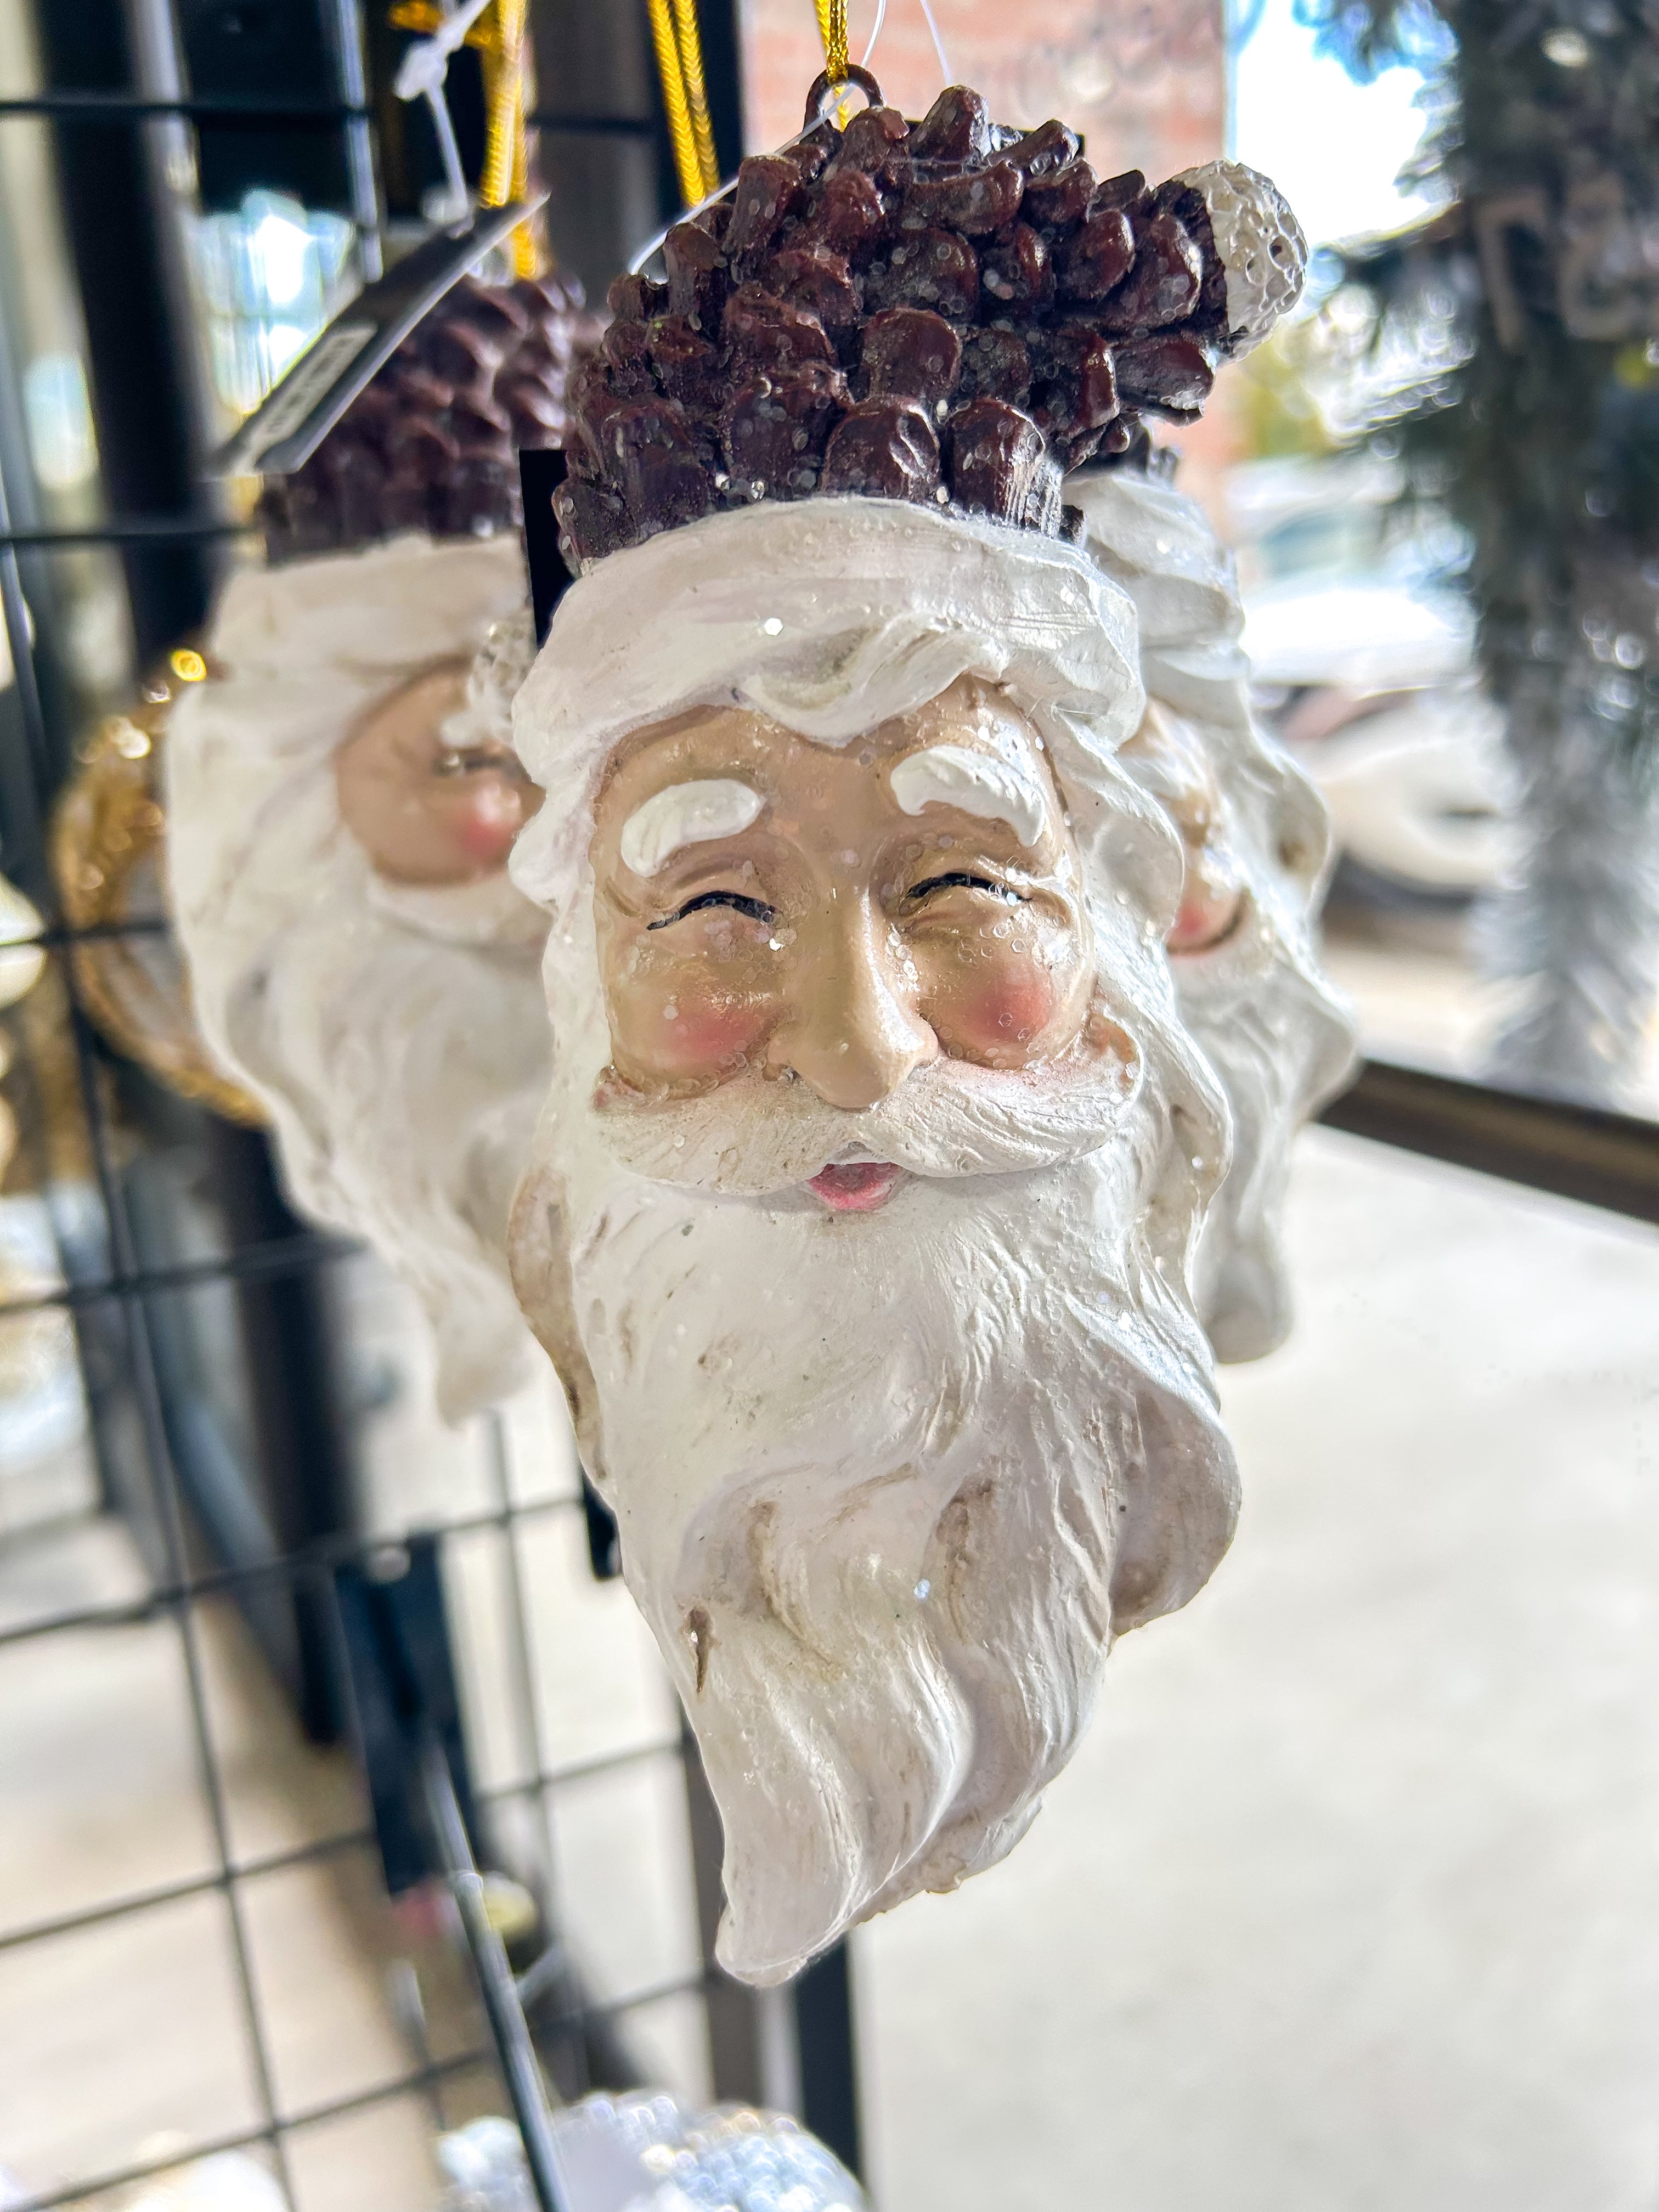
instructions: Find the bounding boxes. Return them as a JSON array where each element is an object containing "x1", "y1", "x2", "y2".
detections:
[{"x1": 769, "y1": 896, "x2": 936, "y2": 1109}]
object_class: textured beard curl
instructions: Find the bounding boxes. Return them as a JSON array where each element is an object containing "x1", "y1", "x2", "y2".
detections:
[
  {"x1": 516, "y1": 977, "x2": 1237, "y2": 1986},
  {"x1": 591, "y1": 1006, "x2": 1143, "y2": 1195}
]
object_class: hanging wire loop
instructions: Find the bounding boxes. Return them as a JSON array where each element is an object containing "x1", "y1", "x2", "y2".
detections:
[
  {"x1": 629, "y1": 55, "x2": 884, "y2": 276},
  {"x1": 802, "y1": 63, "x2": 882, "y2": 128},
  {"x1": 391, "y1": 0, "x2": 541, "y2": 273}
]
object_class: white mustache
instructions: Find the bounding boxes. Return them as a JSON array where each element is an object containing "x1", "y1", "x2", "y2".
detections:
[{"x1": 590, "y1": 1028, "x2": 1146, "y2": 1196}]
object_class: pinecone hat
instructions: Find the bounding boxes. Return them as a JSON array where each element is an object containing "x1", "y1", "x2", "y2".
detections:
[
  {"x1": 556, "y1": 77, "x2": 1306, "y2": 568},
  {"x1": 258, "y1": 273, "x2": 604, "y2": 563}
]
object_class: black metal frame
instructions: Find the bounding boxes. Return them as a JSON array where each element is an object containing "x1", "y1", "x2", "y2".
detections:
[{"x1": 1321, "y1": 1058, "x2": 1659, "y2": 1228}]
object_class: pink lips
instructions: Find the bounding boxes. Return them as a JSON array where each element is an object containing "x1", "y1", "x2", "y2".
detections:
[{"x1": 806, "y1": 1161, "x2": 906, "y2": 1212}]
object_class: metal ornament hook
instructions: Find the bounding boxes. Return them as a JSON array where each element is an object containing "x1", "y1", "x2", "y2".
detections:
[
  {"x1": 803, "y1": 63, "x2": 884, "y2": 128},
  {"x1": 627, "y1": 66, "x2": 885, "y2": 280}
]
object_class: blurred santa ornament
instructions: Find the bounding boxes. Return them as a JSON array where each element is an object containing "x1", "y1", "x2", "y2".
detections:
[
  {"x1": 155, "y1": 266, "x2": 597, "y2": 1421},
  {"x1": 63, "y1": 9, "x2": 597, "y2": 1418},
  {"x1": 1067, "y1": 464, "x2": 1355, "y2": 1359}
]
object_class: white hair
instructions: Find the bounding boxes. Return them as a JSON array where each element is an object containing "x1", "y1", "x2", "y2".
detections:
[
  {"x1": 510, "y1": 497, "x2": 1240, "y2": 1982},
  {"x1": 167, "y1": 531, "x2": 546, "y2": 1420},
  {"x1": 514, "y1": 496, "x2": 1165, "y2": 927},
  {"x1": 1069, "y1": 469, "x2": 1356, "y2": 1359}
]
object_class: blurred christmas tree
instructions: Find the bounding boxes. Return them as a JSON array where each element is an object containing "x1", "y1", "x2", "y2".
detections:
[{"x1": 1304, "y1": 0, "x2": 1659, "y2": 1103}]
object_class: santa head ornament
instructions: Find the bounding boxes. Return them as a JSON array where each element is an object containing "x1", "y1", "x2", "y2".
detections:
[
  {"x1": 1068, "y1": 467, "x2": 1356, "y2": 1359},
  {"x1": 168, "y1": 275, "x2": 596, "y2": 1420},
  {"x1": 510, "y1": 78, "x2": 1335, "y2": 1984}
]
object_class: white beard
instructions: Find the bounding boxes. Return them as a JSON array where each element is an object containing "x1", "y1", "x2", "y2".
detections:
[
  {"x1": 512, "y1": 973, "x2": 1237, "y2": 1985},
  {"x1": 1180, "y1": 904, "x2": 1356, "y2": 1362},
  {"x1": 222, "y1": 843, "x2": 549, "y2": 1420}
]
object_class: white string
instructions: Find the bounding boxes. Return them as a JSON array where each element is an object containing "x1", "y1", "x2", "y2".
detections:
[
  {"x1": 392, "y1": 0, "x2": 494, "y2": 98},
  {"x1": 861, "y1": 0, "x2": 888, "y2": 66},
  {"x1": 393, "y1": 0, "x2": 495, "y2": 223},
  {"x1": 424, "y1": 86, "x2": 470, "y2": 221},
  {"x1": 916, "y1": 0, "x2": 951, "y2": 83}
]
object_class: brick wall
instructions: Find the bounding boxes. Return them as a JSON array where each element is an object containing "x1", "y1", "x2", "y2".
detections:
[{"x1": 737, "y1": 0, "x2": 1223, "y2": 199}]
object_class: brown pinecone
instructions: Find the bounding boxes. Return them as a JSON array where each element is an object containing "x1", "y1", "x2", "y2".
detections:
[
  {"x1": 556, "y1": 83, "x2": 1298, "y2": 566},
  {"x1": 257, "y1": 271, "x2": 605, "y2": 564}
]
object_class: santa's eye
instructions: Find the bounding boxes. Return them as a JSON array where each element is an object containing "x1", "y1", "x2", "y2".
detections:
[
  {"x1": 435, "y1": 744, "x2": 522, "y2": 780},
  {"x1": 648, "y1": 890, "x2": 777, "y2": 930},
  {"x1": 905, "y1": 872, "x2": 1025, "y2": 904}
]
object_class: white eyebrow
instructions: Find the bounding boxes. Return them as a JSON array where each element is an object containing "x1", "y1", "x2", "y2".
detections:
[
  {"x1": 888, "y1": 744, "x2": 1047, "y2": 848},
  {"x1": 618, "y1": 778, "x2": 765, "y2": 877}
]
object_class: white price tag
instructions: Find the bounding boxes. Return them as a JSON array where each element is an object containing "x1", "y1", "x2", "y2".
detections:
[{"x1": 233, "y1": 320, "x2": 376, "y2": 469}]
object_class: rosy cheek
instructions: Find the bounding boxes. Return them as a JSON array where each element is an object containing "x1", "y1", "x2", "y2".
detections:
[
  {"x1": 650, "y1": 990, "x2": 771, "y2": 1074},
  {"x1": 1168, "y1": 840, "x2": 1244, "y2": 954},
  {"x1": 1169, "y1": 880, "x2": 1243, "y2": 954},
  {"x1": 452, "y1": 784, "x2": 528, "y2": 872},
  {"x1": 945, "y1": 963, "x2": 1061, "y2": 1060},
  {"x1": 456, "y1": 815, "x2": 518, "y2": 870}
]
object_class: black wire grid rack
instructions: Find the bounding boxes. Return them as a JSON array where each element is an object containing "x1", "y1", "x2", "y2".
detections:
[{"x1": 0, "y1": 4, "x2": 856, "y2": 2207}]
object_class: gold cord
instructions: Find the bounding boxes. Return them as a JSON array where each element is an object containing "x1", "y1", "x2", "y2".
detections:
[
  {"x1": 390, "y1": 1, "x2": 541, "y2": 278},
  {"x1": 479, "y1": 0, "x2": 522, "y2": 206},
  {"x1": 647, "y1": 0, "x2": 721, "y2": 207},
  {"x1": 816, "y1": 0, "x2": 849, "y2": 83},
  {"x1": 672, "y1": 0, "x2": 720, "y2": 198},
  {"x1": 478, "y1": 0, "x2": 541, "y2": 276},
  {"x1": 646, "y1": 0, "x2": 704, "y2": 207}
]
